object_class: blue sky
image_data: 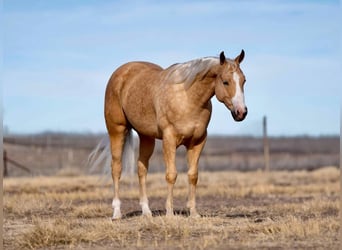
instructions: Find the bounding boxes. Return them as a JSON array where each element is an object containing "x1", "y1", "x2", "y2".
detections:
[{"x1": 2, "y1": 0, "x2": 341, "y2": 136}]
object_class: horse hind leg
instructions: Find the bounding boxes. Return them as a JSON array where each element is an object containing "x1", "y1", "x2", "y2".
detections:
[
  {"x1": 137, "y1": 134, "x2": 155, "y2": 216},
  {"x1": 108, "y1": 126, "x2": 129, "y2": 220}
]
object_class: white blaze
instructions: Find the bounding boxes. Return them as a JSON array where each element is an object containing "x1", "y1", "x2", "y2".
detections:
[{"x1": 232, "y1": 72, "x2": 245, "y2": 109}]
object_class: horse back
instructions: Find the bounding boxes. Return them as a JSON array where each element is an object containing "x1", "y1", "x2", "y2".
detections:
[{"x1": 107, "y1": 61, "x2": 162, "y2": 90}]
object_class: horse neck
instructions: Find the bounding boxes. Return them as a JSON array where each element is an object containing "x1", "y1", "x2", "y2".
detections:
[{"x1": 186, "y1": 66, "x2": 220, "y2": 106}]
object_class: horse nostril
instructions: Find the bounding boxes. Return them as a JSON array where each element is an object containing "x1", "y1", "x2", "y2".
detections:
[{"x1": 244, "y1": 107, "x2": 248, "y2": 115}]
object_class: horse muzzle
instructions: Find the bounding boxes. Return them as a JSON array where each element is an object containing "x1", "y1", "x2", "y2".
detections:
[{"x1": 231, "y1": 106, "x2": 248, "y2": 122}]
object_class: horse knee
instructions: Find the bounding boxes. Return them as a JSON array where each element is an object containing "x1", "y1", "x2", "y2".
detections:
[
  {"x1": 188, "y1": 173, "x2": 198, "y2": 185},
  {"x1": 166, "y1": 172, "x2": 177, "y2": 184}
]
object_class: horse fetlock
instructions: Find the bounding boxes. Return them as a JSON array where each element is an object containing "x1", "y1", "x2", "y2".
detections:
[
  {"x1": 165, "y1": 197, "x2": 174, "y2": 216},
  {"x1": 186, "y1": 199, "x2": 196, "y2": 209},
  {"x1": 112, "y1": 209, "x2": 122, "y2": 220},
  {"x1": 140, "y1": 199, "x2": 152, "y2": 216},
  {"x1": 189, "y1": 208, "x2": 200, "y2": 218},
  {"x1": 186, "y1": 198, "x2": 199, "y2": 217},
  {"x1": 142, "y1": 206, "x2": 152, "y2": 217},
  {"x1": 166, "y1": 208, "x2": 174, "y2": 217},
  {"x1": 112, "y1": 198, "x2": 122, "y2": 220},
  {"x1": 112, "y1": 198, "x2": 121, "y2": 208}
]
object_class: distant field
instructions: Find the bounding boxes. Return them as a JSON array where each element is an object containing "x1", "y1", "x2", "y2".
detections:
[
  {"x1": 3, "y1": 134, "x2": 339, "y2": 176},
  {"x1": 3, "y1": 167, "x2": 339, "y2": 249}
]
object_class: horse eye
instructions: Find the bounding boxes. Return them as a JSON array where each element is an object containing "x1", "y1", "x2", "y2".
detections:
[{"x1": 223, "y1": 81, "x2": 229, "y2": 86}]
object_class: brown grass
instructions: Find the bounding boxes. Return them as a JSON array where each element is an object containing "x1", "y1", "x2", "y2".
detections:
[{"x1": 3, "y1": 167, "x2": 340, "y2": 249}]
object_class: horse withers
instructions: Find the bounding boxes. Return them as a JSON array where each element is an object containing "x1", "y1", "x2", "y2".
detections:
[{"x1": 103, "y1": 50, "x2": 247, "y2": 219}]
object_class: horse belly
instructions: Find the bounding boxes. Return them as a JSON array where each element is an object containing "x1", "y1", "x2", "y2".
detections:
[{"x1": 125, "y1": 108, "x2": 160, "y2": 138}]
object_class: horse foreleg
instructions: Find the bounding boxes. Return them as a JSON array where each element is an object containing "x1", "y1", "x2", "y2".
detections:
[
  {"x1": 186, "y1": 134, "x2": 207, "y2": 217},
  {"x1": 162, "y1": 132, "x2": 177, "y2": 216},
  {"x1": 138, "y1": 134, "x2": 155, "y2": 217}
]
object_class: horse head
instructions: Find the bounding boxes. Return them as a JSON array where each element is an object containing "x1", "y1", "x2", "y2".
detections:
[{"x1": 214, "y1": 50, "x2": 247, "y2": 122}]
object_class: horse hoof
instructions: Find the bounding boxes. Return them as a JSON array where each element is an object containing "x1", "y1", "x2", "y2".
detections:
[
  {"x1": 190, "y1": 212, "x2": 201, "y2": 218},
  {"x1": 189, "y1": 208, "x2": 201, "y2": 218},
  {"x1": 166, "y1": 211, "x2": 174, "y2": 217},
  {"x1": 111, "y1": 216, "x2": 121, "y2": 221},
  {"x1": 142, "y1": 209, "x2": 152, "y2": 217},
  {"x1": 111, "y1": 212, "x2": 122, "y2": 221},
  {"x1": 141, "y1": 204, "x2": 152, "y2": 217}
]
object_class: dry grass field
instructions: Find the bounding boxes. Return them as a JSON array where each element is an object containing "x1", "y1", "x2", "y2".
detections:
[{"x1": 3, "y1": 166, "x2": 340, "y2": 249}]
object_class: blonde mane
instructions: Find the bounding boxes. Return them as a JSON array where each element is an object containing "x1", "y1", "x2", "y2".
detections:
[{"x1": 164, "y1": 57, "x2": 219, "y2": 89}]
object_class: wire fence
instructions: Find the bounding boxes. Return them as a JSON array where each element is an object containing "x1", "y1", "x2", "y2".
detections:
[{"x1": 3, "y1": 121, "x2": 339, "y2": 177}]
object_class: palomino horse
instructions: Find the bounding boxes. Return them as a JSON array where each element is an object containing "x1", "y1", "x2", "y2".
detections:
[{"x1": 105, "y1": 50, "x2": 247, "y2": 219}]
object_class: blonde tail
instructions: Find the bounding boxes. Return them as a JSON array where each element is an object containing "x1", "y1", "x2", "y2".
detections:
[
  {"x1": 87, "y1": 130, "x2": 136, "y2": 176},
  {"x1": 122, "y1": 129, "x2": 136, "y2": 176}
]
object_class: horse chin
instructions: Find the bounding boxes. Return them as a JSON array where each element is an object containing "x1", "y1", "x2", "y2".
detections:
[{"x1": 231, "y1": 111, "x2": 246, "y2": 122}]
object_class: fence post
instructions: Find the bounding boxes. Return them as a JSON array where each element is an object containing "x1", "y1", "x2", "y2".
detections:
[
  {"x1": 3, "y1": 150, "x2": 8, "y2": 177},
  {"x1": 263, "y1": 116, "x2": 270, "y2": 172}
]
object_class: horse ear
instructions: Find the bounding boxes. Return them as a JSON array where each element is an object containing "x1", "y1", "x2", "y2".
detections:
[
  {"x1": 220, "y1": 51, "x2": 226, "y2": 65},
  {"x1": 235, "y1": 49, "x2": 245, "y2": 64}
]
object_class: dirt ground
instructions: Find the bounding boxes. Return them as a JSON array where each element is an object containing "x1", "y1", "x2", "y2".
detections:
[{"x1": 3, "y1": 167, "x2": 340, "y2": 249}]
